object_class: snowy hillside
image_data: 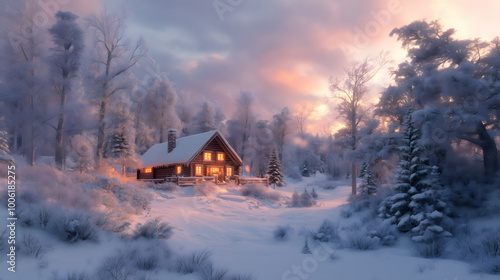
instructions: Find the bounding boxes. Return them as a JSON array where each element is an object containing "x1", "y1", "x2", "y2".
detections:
[{"x1": 3, "y1": 169, "x2": 498, "y2": 280}]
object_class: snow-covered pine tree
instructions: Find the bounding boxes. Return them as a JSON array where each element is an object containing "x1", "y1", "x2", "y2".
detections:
[
  {"x1": 267, "y1": 148, "x2": 285, "y2": 187},
  {"x1": 358, "y1": 164, "x2": 377, "y2": 198},
  {"x1": 311, "y1": 187, "x2": 318, "y2": 199},
  {"x1": 108, "y1": 97, "x2": 138, "y2": 175},
  {"x1": 70, "y1": 134, "x2": 93, "y2": 174},
  {"x1": 300, "y1": 188, "x2": 314, "y2": 207},
  {"x1": 291, "y1": 190, "x2": 300, "y2": 207},
  {"x1": 359, "y1": 162, "x2": 368, "y2": 178},
  {"x1": 411, "y1": 166, "x2": 452, "y2": 243},
  {"x1": 379, "y1": 110, "x2": 426, "y2": 232},
  {"x1": 302, "y1": 239, "x2": 311, "y2": 254},
  {"x1": 300, "y1": 160, "x2": 310, "y2": 177}
]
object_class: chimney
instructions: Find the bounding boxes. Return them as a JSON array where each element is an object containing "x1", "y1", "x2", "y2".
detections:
[{"x1": 167, "y1": 129, "x2": 177, "y2": 153}]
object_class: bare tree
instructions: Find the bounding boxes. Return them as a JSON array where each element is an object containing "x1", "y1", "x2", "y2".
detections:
[
  {"x1": 85, "y1": 9, "x2": 145, "y2": 170},
  {"x1": 329, "y1": 54, "x2": 388, "y2": 195},
  {"x1": 294, "y1": 105, "x2": 314, "y2": 135},
  {"x1": 49, "y1": 11, "x2": 84, "y2": 170}
]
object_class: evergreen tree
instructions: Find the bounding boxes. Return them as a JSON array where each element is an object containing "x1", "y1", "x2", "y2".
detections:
[
  {"x1": 300, "y1": 160, "x2": 310, "y2": 177},
  {"x1": 291, "y1": 190, "x2": 300, "y2": 207},
  {"x1": 359, "y1": 162, "x2": 368, "y2": 178},
  {"x1": 411, "y1": 166, "x2": 452, "y2": 243},
  {"x1": 311, "y1": 188, "x2": 318, "y2": 199},
  {"x1": 70, "y1": 134, "x2": 93, "y2": 174},
  {"x1": 267, "y1": 148, "x2": 285, "y2": 187},
  {"x1": 358, "y1": 164, "x2": 377, "y2": 198},
  {"x1": 301, "y1": 239, "x2": 311, "y2": 254},
  {"x1": 300, "y1": 188, "x2": 314, "y2": 207},
  {"x1": 379, "y1": 111, "x2": 426, "y2": 232}
]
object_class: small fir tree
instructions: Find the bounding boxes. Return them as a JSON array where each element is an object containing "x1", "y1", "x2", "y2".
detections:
[
  {"x1": 302, "y1": 239, "x2": 311, "y2": 254},
  {"x1": 267, "y1": 148, "x2": 285, "y2": 187},
  {"x1": 311, "y1": 188, "x2": 318, "y2": 199},
  {"x1": 358, "y1": 164, "x2": 377, "y2": 198},
  {"x1": 300, "y1": 188, "x2": 315, "y2": 207},
  {"x1": 291, "y1": 190, "x2": 300, "y2": 207},
  {"x1": 379, "y1": 111, "x2": 427, "y2": 232}
]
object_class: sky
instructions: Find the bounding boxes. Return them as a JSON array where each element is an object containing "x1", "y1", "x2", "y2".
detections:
[{"x1": 3, "y1": 0, "x2": 500, "y2": 135}]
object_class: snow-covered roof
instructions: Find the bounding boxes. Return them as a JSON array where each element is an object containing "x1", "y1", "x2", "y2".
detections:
[{"x1": 141, "y1": 130, "x2": 241, "y2": 168}]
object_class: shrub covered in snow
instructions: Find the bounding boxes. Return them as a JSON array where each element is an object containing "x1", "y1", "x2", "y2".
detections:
[
  {"x1": 150, "y1": 181, "x2": 179, "y2": 192},
  {"x1": 289, "y1": 188, "x2": 316, "y2": 208},
  {"x1": 413, "y1": 237, "x2": 448, "y2": 258},
  {"x1": 346, "y1": 231, "x2": 379, "y2": 251},
  {"x1": 199, "y1": 264, "x2": 229, "y2": 280},
  {"x1": 51, "y1": 211, "x2": 99, "y2": 243},
  {"x1": 227, "y1": 274, "x2": 257, "y2": 280},
  {"x1": 194, "y1": 182, "x2": 219, "y2": 196},
  {"x1": 240, "y1": 184, "x2": 280, "y2": 201},
  {"x1": 132, "y1": 217, "x2": 173, "y2": 240},
  {"x1": 302, "y1": 239, "x2": 312, "y2": 254},
  {"x1": 97, "y1": 252, "x2": 131, "y2": 280},
  {"x1": 273, "y1": 225, "x2": 293, "y2": 241},
  {"x1": 313, "y1": 220, "x2": 340, "y2": 243},
  {"x1": 175, "y1": 250, "x2": 213, "y2": 274},
  {"x1": 18, "y1": 233, "x2": 51, "y2": 258}
]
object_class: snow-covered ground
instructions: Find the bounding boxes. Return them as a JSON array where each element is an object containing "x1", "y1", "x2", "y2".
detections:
[{"x1": 3, "y1": 173, "x2": 497, "y2": 280}]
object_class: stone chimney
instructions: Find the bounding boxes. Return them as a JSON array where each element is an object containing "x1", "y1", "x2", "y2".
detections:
[{"x1": 167, "y1": 129, "x2": 177, "y2": 153}]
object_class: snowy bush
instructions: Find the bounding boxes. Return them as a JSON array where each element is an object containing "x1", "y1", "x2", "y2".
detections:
[
  {"x1": 54, "y1": 270, "x2": 93, "y2": 280},
  {"x1": 240, "y1": 184, "x2": 280, "y2": 201},
  {"x1": 175, "y1": 250, "x2": 213, "y2": 274},
  {"x1": 18, "y1": 233, "x2": 51, "y2": 258},
  {"x1": 346, "y1": 232, "x2": 379, "y2": 250},
  {"x1": 93, "y1": 176, "x2": 121, "y2": 192},
  {"x1": 312, "y1": 180, "x2": 336, "y2": 190},
  {"x1": 340, "y1": 208, "x2": 353, "y2": 219},
  {"x1": 115, "y1": 184, "x2": 151, "y2": 214},
  {"x1": 150, "y1": 182, "x2": 179, "y2": 192},
  {"x1": 199, "y1": 264, "x2": 229, "y2": 280},
  {"x1": 480, "y1": 229, "x2": 500, "y2": 258},
  {"x1": 97, "y1": 252, "x2": 132, "y2": 280},
  {"x1": 289, "y1": 188, "x2": 316, "y2": 208},
  {"x1": 132, "y1": 217, "x2": 173, "y2": 240},
  {"x1": 313, "y1": 220, "x2": 339, "y2": 243},
  {"x1": 369, "y1": 223, "x2": 398, "y2": 246},
  {"x1": 227, "y1": 274, "x2": 256, "y2": 280},
  {"x1": 273, "y1": 225, "x2": 293, "y2": 241},
  {"x1": 194, "y1": 182, "x2": 218, "y2": 196},
  {"x1": 413, "y1": 237, "x2": 448, "y2": 258},
  {"x1": 51, "y1": 211, "x2": 99, "y2": 243}
]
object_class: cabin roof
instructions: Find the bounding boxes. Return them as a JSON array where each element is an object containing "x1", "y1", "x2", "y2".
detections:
[{"x1": 141, "y1": 130, "x2": 242, "y2": 168}]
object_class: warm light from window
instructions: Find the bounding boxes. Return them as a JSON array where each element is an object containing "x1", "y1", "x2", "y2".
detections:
[
  {"x1": 217, "y1": 153, "x2": 224, "y2": 161},
  {"x1": 204, "y1": 152, "x2": 212, "y2": 161},
  {"x1": 195, "y1": 165, "x2": 203, "y2": 176},
  {"x1": 226, "y1": 167, "x2": 233, "y2": 177},
  {"x1": 144, "y1": 168, "x2": 152, "y2": 173},
  {"x1": 176, "y1": 166, "x2": 182, "y2": 174}
]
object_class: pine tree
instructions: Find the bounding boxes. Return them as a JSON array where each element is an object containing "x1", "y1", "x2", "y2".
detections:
[
  {"x1": 379, "y1": 111, "x2": 426, "y2": 232},
  {"x1": 411, "y1": 166, "x2": 452, "y2": 243},
  {"x1": 110, "y1": 130, "x2": 136, "y2": 176},
  {"x1": 358, "y1": 164, "x2": 377, "y2": 198},
  {"x1": 359, "y1": 162, "x2": 368, "y2": 178},
  {"x1": 311, "y1": 188, "x2": 318, "y2": 199},
  {"x1": 291, "y1": 190, "x2": 300, "y2": 207},
  {"x1": 300, "y1": 160, "x2": 310, "y2": 177},
  {"x1": 70, "y1": 138, "x2": 93, "y2": 174},
  {"x1": 267, "y1": 148, "x2": 285, "y2": 187},
  {"x1": 302, "y1": 239, "x2": 311, "y2": 254},
  {"x1": 300, "y1": 188, "x2": 314, "y2": 207}
]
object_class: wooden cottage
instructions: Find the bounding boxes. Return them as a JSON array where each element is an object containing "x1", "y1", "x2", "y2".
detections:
[{"x1": 137, "y1": 130, "x2": 242, "y2": 182}]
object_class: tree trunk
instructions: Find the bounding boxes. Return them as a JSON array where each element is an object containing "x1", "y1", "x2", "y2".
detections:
[
  {"x1": 55, "y1": 87, "x2": 66, "y2": 170},
  {"x1": 351, "y1": 163, "x2": 357, "y2": 196},
  {"x1": 95, "y1": 100, "x2": 107, "y2": 170},
  {"x1": 476, "y1": 122, "x2": 498, "y2": 177},
  {"x1": 28, "y1": 95, "x2": 35, "y2": 166}
]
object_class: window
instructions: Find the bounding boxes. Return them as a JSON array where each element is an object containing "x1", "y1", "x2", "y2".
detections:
[
  {"x1": 203, "y1": 152, "x2": 212, "y2": 161},
  {"x1": 226, "y1": 167, "x2": 233, "y2": 177},
  {"x1": 144, "y1": 168, "x2": 152, "y2": 173},
  {"x1": 195, "y1": 165, "x2": 203, "y2": 176},
  {"x1": 176, "y1": 165, "x2": 182, "y2": 174},
  {"x1": 217, "y1": 153, "x2": 225, "y2": 161}
]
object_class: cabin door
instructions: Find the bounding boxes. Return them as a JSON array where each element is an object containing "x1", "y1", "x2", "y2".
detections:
[{"x1": 207, "y1": 166, "x2": 224, "y2": 182}]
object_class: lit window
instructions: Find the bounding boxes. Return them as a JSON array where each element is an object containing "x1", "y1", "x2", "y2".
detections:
[
  {"x1": 204, "y1": 152, "x2": 212, "y2": 161},
  {"x1": 217, "y1": 153, "x2": 225, "y2": 161},
  {"x1": 195, "y1": 165, "x2": 203, "y2": 176},
  {"x1": 144, "y1": 168, "x2": 152, "y2": 173},
  {"x1": 176, "y1": 166, "x2": 182, "y2": 174},
  {"x1": 226, "y1": 167, "x2": 233, "y2": 177}
]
